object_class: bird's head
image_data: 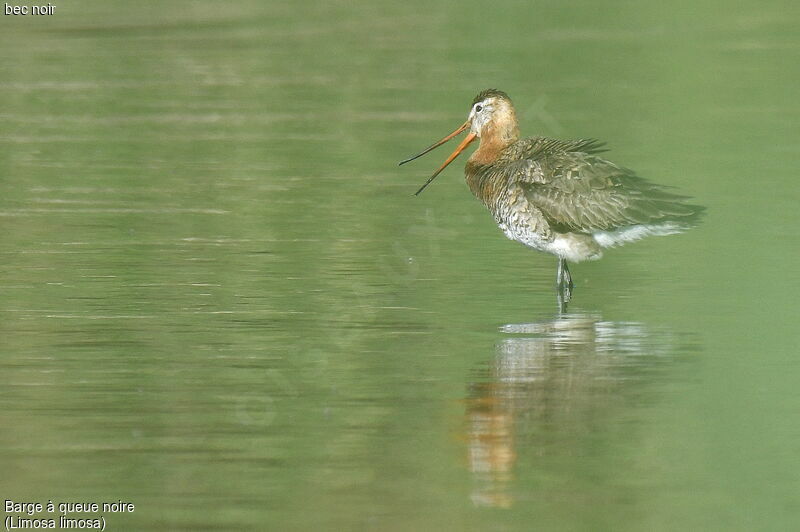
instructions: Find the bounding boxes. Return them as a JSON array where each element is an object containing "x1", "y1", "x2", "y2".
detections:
[
  {"x1": 400, "y1": 89, "x2": 519, "y2": 195},
  {"x1": 467, "y1": 89, "x2": 518, "y2": 141}
]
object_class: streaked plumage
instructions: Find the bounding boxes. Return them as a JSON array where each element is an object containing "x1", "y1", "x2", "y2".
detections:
[{"x1": 400, "y1": 89, "x2": 703, "y2": 301}]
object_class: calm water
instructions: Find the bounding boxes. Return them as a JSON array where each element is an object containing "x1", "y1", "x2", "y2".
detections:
[{"x1": 2, "y1": 1, "x2": 799, "y2": 530}]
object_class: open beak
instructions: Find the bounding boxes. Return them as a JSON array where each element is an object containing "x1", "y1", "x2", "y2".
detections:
[{"x1": 398, "y1": 121, "x2": 478, "y2": 196}]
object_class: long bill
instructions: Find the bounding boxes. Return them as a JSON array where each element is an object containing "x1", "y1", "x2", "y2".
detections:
[
  {"x1": 413, "y1": 129, "x2": 477, "y2": 196},
  {"x1": 398, "y1": 121, "x2": 470, "y2": 166}
]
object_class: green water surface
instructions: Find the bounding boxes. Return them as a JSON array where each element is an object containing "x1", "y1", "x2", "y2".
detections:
[{"x1": 1, "y1": 1, "x2": 799, "y2": 530}]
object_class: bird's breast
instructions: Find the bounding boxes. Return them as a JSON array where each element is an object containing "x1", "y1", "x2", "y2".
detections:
[
  {"x1": 464, "y1": 161, "x2": 509, "y2": 209},
  {"x1": 464, "y1": 166, "x2": 555, "y2": 249}
]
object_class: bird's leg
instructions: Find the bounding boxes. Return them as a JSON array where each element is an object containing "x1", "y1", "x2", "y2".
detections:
[
  {"x1": 557, "y1": 288, "x2": 569, "y2": 313},
  {"x1": 556, "y1": 258, "x2": 573, "y2": 289},
  {"x1": 556, "y1": 258, "x2": 573, "y2": 308}
]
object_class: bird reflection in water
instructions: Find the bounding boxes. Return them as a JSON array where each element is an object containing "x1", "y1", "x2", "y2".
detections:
[{"x1": 465, "y1": 312, "x2": 680, "y2": 508}]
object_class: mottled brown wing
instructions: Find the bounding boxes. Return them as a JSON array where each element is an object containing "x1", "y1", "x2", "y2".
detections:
[
  {"x1": 519, "y1": 152, "x2": 702, "y2": 232},
  {"x1": 498, "y1": 137, "x2": 607, "y2": 167}
]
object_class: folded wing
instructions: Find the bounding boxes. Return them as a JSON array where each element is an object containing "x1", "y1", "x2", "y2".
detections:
[{"x1": 510, "y1": 142, "x2": 703, "y2": 233}]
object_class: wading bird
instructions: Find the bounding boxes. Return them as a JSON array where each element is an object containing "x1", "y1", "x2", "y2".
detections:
[{"x1": 400, "y1": 89, "x2": 703, "y2": 305}]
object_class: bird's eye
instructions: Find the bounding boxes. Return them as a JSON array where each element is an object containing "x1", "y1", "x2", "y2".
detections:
[{"x1": 475, "y1": 104, "x2": 483, "y2": 112}]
